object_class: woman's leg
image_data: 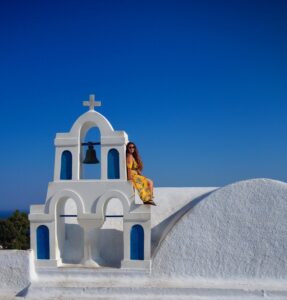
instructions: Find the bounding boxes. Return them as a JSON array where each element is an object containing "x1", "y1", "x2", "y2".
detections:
[{"x1": 147, "y1": 179, "x2": 154, "y2": 198}]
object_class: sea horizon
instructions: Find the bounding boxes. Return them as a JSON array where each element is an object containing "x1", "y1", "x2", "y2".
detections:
[{"x1": 0, "y1": 210, "x2": 29, "y2": 219}]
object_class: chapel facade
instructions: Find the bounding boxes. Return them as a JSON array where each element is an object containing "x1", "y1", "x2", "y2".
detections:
[{"x1": 29, "y1": 95, "x2": 151, "y2": 270}]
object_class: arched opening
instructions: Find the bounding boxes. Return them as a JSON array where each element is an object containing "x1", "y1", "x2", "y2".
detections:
[
  {"x1": 108, "y1": 149, "x2": 120, "y2": 179},
  {"x1": 60, "y1": 150, "x2": 72, "y2": 180},
  {"x1": 130, "y1": 225, "x2": 144, "y2": 260},
  {"x1": 94, "y1": 198, "x2": 124, "y2": 267},
  {"x1": 81, "y1": 127, "x2": 101, "y2": 179},
  {"x1": 36, "y1": 225, "x2": 50, "y2": 259},
  {"x1": 56, "y1": 198, "x2": 84, "y2": 264}
]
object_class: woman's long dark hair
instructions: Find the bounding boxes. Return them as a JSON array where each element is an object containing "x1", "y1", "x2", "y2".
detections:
[{"x1": 126, "y1": 142, "x2": 143, "y2": 171}]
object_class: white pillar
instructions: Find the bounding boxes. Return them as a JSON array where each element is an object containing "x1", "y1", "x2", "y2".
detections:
[
  {"x1": 119, "y1": 145, "x2": 127, "y2": 180},
  {"x1": 123, "y1": 221, "x2": 131, "y2": 262},
  {"x1": 50, "y1": 221, "x2": 59, "y2": 262},
  {"x1": 54, "y1": 148, "x2": 62, "y2": 181},
  {"x1": 81, "y1": 224, "x2": 100, "y2": 267},
  {"x1": 101, "y1": 146, "x2": 108, "y2": 180},
  {"x1": 30, "y1": 223, "x2": 37, "y2": 256},
  {"x1": 72, "y1": 145, "x2": 80, "y2": 180},
  {"x1": 143, "y1": 220, "x2": 151, "y2": 261}
]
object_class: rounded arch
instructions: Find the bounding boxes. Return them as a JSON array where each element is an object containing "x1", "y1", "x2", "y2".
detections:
[
  {"x1": 95, "y1": 190, "x2": 131, "y2": 219},
  {"x1": 46, "y1": 189, "x2": 85, "y2": 216},
  {"x1": 70, "y1": 111, "x2": 114, "y2": 139}
]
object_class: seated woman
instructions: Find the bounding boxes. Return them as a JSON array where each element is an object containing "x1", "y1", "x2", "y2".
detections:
[{"x1": 126, "y1": 142, "x2": 156, "y2": 206}]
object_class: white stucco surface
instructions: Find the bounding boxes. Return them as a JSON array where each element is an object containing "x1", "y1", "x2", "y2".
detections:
[
  {"x1": 62, "y1": 187, "x2": 216, "y2": 261},
  {"x1": 150, "y1": 187, "x2": 217, "y2": 254},
  {"x1": 2, "y1": 179, "x2": 287, "y2": 299},
  {"x1": 0, "y1": 250, "x2": 31, "y2": 296},
  {"x1": 64, "y1": 186, "x2": 216, "y2": 228},
  {"x1": 152, "y1": 179, "x2": 287, "y2": 280}
]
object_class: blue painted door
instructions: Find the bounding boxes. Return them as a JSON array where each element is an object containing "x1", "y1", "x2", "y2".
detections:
[
  {"x1": 108, "y1": 149, "x2": 120, "y2": 179},
  {"x1": 37, "y1": 225, "x2": 50, "y2": 259},
  {"x1": 130, "y1": 225, "x2": 144, "y2": 260},
  {"x1": 60, "y1": 150, "x2": 72, "y2": 180}
]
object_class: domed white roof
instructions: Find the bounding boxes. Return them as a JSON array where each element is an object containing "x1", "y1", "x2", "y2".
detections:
[{"x1": 152, "y1": 178, "x2": 287, "y2": 280}]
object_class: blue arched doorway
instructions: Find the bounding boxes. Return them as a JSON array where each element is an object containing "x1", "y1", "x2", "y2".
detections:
[
  {"x1": 108, "y1": 149, "x2": 120, "y2": 179},
  {"x1": 60, "y1": 150, "x2": 72, "y2": 180},
  {"x1": 37, "y1": 225, "x2": 50, "y2": 259},
  {"x1": 130, "y1": 224, "x2": 144, "y2": 260}
]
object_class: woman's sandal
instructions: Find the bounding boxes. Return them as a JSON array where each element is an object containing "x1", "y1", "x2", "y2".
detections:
[{"x1": 144, "y1": 200, "x2": 157, "y2": 206}]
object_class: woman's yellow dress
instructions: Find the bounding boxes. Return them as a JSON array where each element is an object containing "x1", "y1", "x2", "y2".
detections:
[{"x1": 127, "y1": 156, "x2": 153, "y2": 203}]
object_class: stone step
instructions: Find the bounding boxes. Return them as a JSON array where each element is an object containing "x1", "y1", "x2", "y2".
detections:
[
  {"x1": 25, "y1": 267, "x2": 287, "y2": 300},
  {"x1": 33, "y1": 266, "x2": 150, "y2": 282},
  {"x1": 22, "y1": 284, "x2": 287, "y2": 300},
  {"x1": 23, "y1": 274, "x2": 287, "y2": 300}
]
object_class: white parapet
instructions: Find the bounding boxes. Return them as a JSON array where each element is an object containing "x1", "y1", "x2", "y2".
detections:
[{"x1": 0, "y1": 250, "x2": 32, "y2": 296}]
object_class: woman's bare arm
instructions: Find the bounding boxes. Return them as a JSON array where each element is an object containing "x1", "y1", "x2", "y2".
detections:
[{"x1": 126, "y1": 154, "x2": 133, "y2": 180}]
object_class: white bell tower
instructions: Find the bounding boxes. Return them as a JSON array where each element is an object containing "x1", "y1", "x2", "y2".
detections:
[{"x1": 29, "y1": 95, "x2": 151, "y2": 270}]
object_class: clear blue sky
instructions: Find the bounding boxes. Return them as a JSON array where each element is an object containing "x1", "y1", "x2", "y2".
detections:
[{"x1": 0, "y1": 0, "x2": 287, "y2": 211}]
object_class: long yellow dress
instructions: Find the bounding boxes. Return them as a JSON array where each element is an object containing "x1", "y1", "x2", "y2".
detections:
[{"x1": 127, "y1": 155, "x2": 153, "y2": 203}]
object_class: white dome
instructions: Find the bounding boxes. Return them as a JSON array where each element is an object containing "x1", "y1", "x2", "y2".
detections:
[{"x1": 152, "y1": 178, "x2": 287, "y2": 280}]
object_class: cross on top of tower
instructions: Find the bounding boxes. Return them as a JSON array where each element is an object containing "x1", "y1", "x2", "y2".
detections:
[{"x1": 83, "y1": 94, "x2": 102, "y2": 111}]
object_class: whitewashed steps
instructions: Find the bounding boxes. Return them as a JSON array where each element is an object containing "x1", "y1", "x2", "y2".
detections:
[{"x1": 21, "y1": 267, "x2": 287, "y2": 300}]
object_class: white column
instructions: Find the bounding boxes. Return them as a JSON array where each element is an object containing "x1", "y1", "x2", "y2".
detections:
[
  {"x1": 79, "y1": 144, "x2": 85, "y2": 179},
  {"x1": 123, "y1": 221, "x2": 131, "y2": 262},
  {"x1": 50, "y1": 222, "x2": 59, "y2": 262},
  {"x1": 54, "y1": 148, "x2": 62, "y2": 181},
  {"x1": 119, "y1": 145, "x2": 127, "y2": 180},
  {"x1": 30, "y1": 223, "x2": 37, "y2": 260},
  {"x1": 72, "y1": 146, "x2": 80, "y2": 180},
  {"x1": 101, "y1": 146, "x2": 108, "y2": 180},
  {"x1": 81, "y1": 224, "x2": 99, "y2": 267},
  {"x1": 143, "y1": 220, "x2": 151, "y2": 261}
]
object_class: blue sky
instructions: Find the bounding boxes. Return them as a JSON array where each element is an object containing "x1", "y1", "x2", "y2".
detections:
[{"x1": 0, "y1": 0, "x2": 287, "y2": 211}]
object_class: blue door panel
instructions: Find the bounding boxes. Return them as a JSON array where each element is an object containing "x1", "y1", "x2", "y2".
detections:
[
  {"x1": 37, "y1": 225, "x2": 50, "y2": 259},
  {"x1": 130, "y1": 225, "x2": 144, "y2": 260},
  {"x1": 108, "y1": 149, "x2": 120, "y2": 179},
  {"x1": 60, "y1": 150, "x2": 72, "y2": 180}
]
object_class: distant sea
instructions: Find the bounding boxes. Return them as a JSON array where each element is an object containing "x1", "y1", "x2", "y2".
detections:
[{"x1": 0, "y1": 210, "x2": 29, "y2": 220}]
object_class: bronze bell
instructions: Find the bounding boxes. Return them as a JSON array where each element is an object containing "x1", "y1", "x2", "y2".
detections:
[{"x1": 83, "y1": 143, "x2": 100, "y2": 164}]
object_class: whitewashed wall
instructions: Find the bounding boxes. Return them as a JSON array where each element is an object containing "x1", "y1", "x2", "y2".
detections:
[{"x1": 0, "y1": 250, "x2": 32, "y2": 296}]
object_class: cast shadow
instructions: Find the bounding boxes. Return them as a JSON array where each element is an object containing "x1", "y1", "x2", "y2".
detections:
[
  {"x1": 151, "y1": 190, "x2": 217, "y2": 257},
  {"x1": 94, "y1": 228, "x2": 123, "y2": 268},
  {"x1": 62, "y1": 224, "x2": 84, "y2": 264}
]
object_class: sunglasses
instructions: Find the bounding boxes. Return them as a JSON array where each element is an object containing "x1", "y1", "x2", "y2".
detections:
[{"x1": 128, "y1": 146, "x2": 135, "y2": 149}]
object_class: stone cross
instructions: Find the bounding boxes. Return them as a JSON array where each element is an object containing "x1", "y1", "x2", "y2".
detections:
[{"x1": 83, "y1": 94, "x2": 102, "y2": 111}]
